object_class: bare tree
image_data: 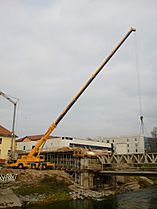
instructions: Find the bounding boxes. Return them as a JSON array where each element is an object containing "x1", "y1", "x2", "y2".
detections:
[{"x1": 151, "y1": 127, "x2": 157, "y2": 139}]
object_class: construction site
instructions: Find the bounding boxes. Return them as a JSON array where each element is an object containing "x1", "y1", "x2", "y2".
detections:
[
  {"x1": 2, "y1": 27, "x2": 154, "y2": 191},
  {"x1": 1, "y1": 25, "x2": 157, "y2": 208},
  {"x1": 0, "y1": 28, "x2": 137, "y2": 190}
]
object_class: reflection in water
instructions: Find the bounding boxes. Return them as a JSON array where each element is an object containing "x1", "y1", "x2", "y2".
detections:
[
  {"x1": 30, "y1": 198, "x2": 118, "y2": 209},
  {"x1": 68, "y1": 198, "x2": 118, "y2": 209},
  {"x1": 116, "y1": 186, "x2": 157, "y2": 209},
  {"x1": 30, "y1": 186, "x2": 157, "y2": 209}
]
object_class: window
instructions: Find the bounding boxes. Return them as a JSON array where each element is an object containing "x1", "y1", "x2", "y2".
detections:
[
  {"x1": 23, "y1": 146, "x2": 26, "y2": 150},
  {"x1": 7, "y1": 150, "x2": 11, "y2": 156},
  {"x1": 135, "y1": 138, "x2": 137, "y2": 141},
  {"x1": 136, "y1": 149, "x2": 138, "y2": 152},
  {"x1": 0, "y1": 138, "x2": 2, "y2": 144},
  {"x1": 107, "y1": 140, "x2": 109, "y2": 143},
  {"x1": 127, "y1": 138, "x2": 129, "y2": 142},
  {"x1": 112, "y1": 140, "x2": 114, "y2": 143},
  {"x1": 135, "y1": 143, "x2": 138, "y2": 147},
  {"x1": 127, "y1": 149, "x2": 129, "y2": 153},
  {"x1": 62, "y1": 137, "x2": 73, "y2": 140},
  {"x1": 69, "y1": 143, "x2": 111, "y2": 151},
  {"x1": 127, "y1": 144, "x2": 129, "y2": 147}
]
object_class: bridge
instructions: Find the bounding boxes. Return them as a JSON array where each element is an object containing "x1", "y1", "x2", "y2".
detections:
[
  {"x1": 96, "y1": 153, "x2": 157, "y2": 177},
  {"x1": 98, "y1": 153, "x2": 157, "y2": 165},
  {"x1": 100, "y1": 170, "x2": 157, "y2": 176},
  {"x1": 44, "y1": 150, "x2": 157, "y2": 189}
]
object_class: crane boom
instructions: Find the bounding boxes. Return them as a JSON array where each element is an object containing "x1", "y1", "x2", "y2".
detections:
[
  {"x1": 0, "y1": 90, "x2": 18, "y2": 159},
  {"x1": 28, "y1": 27, "x2": 136, "y2": 158},
  {"x1": 0, "y1": 91, "x2": 17, "y2": 105}
]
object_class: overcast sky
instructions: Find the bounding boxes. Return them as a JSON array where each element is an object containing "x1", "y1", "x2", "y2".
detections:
[{"x1": 0, "y1": 0, "x2": 157, "y2": 138}]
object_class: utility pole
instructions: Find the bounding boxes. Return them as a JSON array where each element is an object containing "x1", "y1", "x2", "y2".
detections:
[{"x1": 0, "y1": 90, "x2": 18, "y2": 160}]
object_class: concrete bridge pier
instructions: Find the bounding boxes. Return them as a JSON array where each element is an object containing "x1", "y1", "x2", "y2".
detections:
[
  {"x1": 80, "y1": 171, "x2": 94, "y2": 189},
  {"x1": 79, "y1": 171, "x2": 116, "y2": 190}
]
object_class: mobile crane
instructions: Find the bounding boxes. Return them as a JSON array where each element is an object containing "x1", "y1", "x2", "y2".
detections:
[{"x1": 8, "y1": 27, "x2": 136, "y2": 169}]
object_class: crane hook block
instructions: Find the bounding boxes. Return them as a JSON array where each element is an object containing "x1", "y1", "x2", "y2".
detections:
[{"x1": 140, "y1": 116, "x2": 143, "y2": 122}]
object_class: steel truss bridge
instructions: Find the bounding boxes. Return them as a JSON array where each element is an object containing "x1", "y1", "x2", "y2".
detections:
[{"x1": 98, "y1": 153, "x2": 157, "y2": 165}]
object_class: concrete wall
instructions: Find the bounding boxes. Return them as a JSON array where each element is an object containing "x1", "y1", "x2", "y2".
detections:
[
  {"x1": 17, "y1": 140, "x2": 37, "y2": 152},
  {"x1": 115, "y1": 143, "x2": 127, "y2": 154}
]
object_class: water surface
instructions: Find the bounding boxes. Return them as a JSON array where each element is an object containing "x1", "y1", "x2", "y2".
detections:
[{"x1": 30, "y1": 186, "x2": 157, "y2": 209}]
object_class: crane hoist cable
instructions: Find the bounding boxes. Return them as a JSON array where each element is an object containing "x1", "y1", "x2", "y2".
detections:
[{"x1": 134, "y1": 34, "x2": 145, "y2": 136}]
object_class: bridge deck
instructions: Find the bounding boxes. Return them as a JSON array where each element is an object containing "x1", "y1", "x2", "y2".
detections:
[{"x1": 100, "y1": 170, "x2": 157, "y2": 176}]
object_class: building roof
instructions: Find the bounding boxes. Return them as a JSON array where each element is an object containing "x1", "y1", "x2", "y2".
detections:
[
  {"x1": 16, "y1": 135, "x2": 60, "y2": 142},
  {"x1": 0, "y1": 125, "x2": 12, "y2": 137}
]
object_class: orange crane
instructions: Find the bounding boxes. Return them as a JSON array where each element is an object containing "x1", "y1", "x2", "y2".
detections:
[
  {"x1": 0, "y1": 90, "x2": 18, "y2": 160},
  {"x1": 8, "y1": 27, "x2": 136, "y2": 169}
]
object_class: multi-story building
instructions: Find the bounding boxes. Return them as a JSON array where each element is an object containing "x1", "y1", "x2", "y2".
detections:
[
  {"x1": 0, "y1": 124, "x2": 16, "y2": 160},
  {"x1": 15, "y1": 132, "x2": 157, "y2": 156},
  {"x1": 96, "y1": 135, "x2": 157, "y2": 154},
  {"x1": 16, "y1": 135, "x2": 112, "y2": 153}
]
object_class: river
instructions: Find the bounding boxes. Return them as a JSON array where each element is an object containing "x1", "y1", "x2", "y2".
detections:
[{"x1": 30, "y1": 186, "x2": 157, "y2": 209}]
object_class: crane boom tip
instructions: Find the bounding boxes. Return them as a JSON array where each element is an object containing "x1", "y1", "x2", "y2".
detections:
[{"x1": 130, "y1": 27, "x2": 136, "y2": 32}]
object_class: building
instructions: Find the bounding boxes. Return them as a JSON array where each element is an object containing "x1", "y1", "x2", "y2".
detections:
[
  {"x1": 96, "y1": 135, "x2": 157, "y2": 154},
  {"x1": 16, "y1": 135, "x2": 112, "y2": 154},
  {"x1": 96, "y1": 135, "x2": 145, "y2": 154},
  {"x1": 16, "y1": 135, "x2": 59, "y2": 152},
  {"x1": 144, "y1": 137, "x2": 157, "y2": 153},
  {"x1": 0, "y1": 124, "x2": 16, "y2": 160}
]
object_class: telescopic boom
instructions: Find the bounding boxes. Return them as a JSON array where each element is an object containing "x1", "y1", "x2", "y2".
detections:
[{"x1": 28, "y1": 27, "x2": 136, "y2": 158}]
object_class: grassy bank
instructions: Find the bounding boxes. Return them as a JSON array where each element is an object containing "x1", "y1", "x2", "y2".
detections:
[
  {"x1": 14, "y1": 173, "x2": 72, "y2": 206},
  {"x1": 1, "y1": 169, "x2": 73, "y2": 207}
]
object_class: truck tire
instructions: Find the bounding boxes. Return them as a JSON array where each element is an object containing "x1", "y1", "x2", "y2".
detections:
[
  {"x1": 42, "y1": 164, "x2": 47, "y2": 170},
  {"x1": 38, "y1": 163, "x2": 42, "y2": 170},
  {"x1": 31, "y1": 163, "x2": 36, "y2": 169},
  {"x1": 18, "y1": 163, "x2": 23, "y2": 169}
]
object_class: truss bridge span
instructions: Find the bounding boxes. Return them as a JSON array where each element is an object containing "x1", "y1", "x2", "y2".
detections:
[{"x1": 98, "y1": 153, "x2": 157, "y2": 165}]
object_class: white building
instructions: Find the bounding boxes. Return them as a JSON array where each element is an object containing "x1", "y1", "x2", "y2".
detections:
[
  {"x1": 16, "y1": 135, "x2": 112, "y2": 153},
  {"x1": 96, "y1": 135, "x2": 145, "y2": 154}
]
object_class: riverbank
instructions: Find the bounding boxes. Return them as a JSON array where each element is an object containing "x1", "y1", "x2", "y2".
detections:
[
  {"x1": 0, "y1": 169, "x2": 73, "y2": 208},
  {"x1": 0, "y1": 168, "x2": 156, "y2": 208},
  {"x1": 29, "y1": 186, "x2": 157, "y2": 209}
]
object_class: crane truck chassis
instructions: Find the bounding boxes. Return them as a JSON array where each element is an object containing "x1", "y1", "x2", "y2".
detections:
[{"x1": 8, "y1": 27, "x2": 136, "y2": 169}]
